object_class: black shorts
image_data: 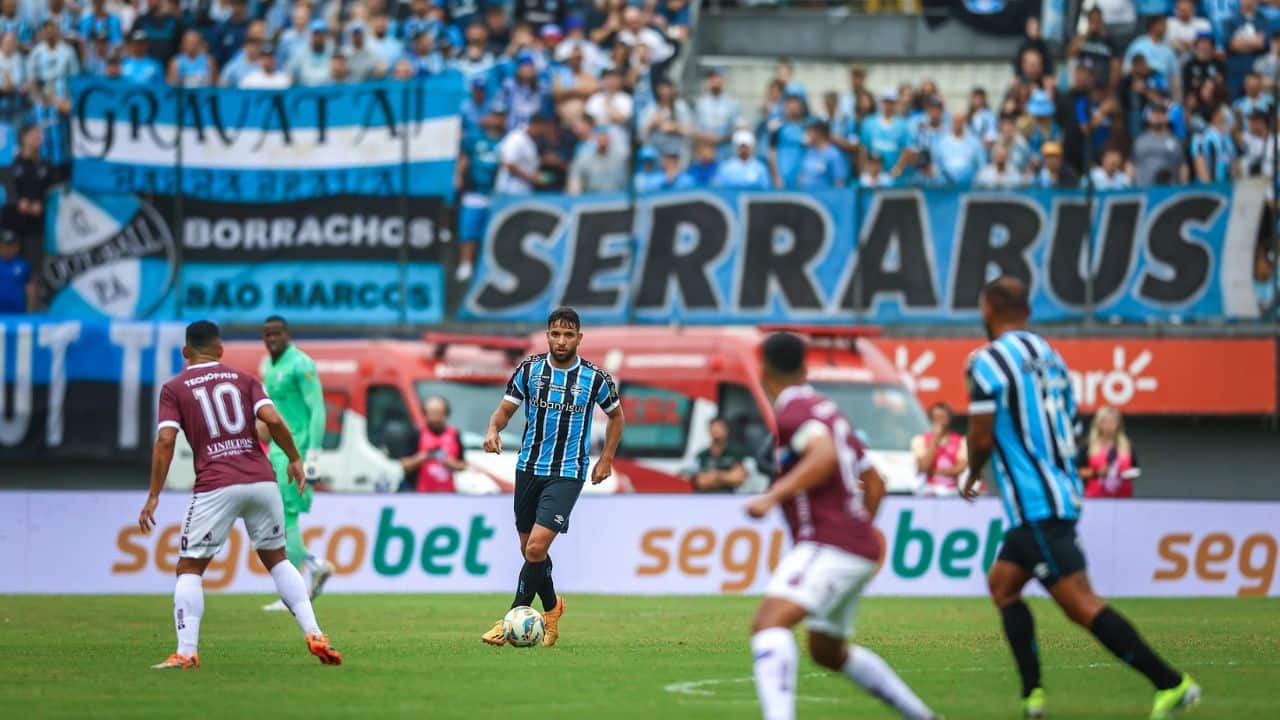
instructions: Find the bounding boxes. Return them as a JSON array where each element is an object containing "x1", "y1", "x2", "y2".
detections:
[
  {"x1": 513, "y1": 469, "x2": 584, "y2": 534},
  {"x1": 997, "y1": 518, "x2": 1087, "y2": 587}
]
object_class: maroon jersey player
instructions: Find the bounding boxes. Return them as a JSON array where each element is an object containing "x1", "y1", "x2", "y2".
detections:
[
  {"x1": 138, "y1": 320, "x2": 342, "y2": 670},
  {"x1": 745, "y1": 331, "x2": 937, "y2": 720}
]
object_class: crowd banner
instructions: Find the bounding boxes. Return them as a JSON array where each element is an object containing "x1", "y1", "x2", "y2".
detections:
[
  {"x1": 461, "y1": 181, "x2": 1267, "y2": 324},
  {"x1": 1, "y1": 493, "x2": 1275, "y2": 598},
  {"x1": 70, "y1": 77, "x2": 465, "y2": 202},
  {"x1": 889, "y1": 337, "x2": 1279, "y2": 415},
  {"x1": 0, "y1": 319, "x2": 185, "y2": 462},
  {"x1": 41, "y1": 189, "x2": 447, "y2": 324}
]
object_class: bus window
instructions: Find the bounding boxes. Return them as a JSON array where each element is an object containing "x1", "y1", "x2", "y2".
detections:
[
  {"x1": 617, "y1": 383, "x2": 693, "y2": 458},
  {"x1": 365, "y1": 385, "x2": 415, "y2": 457},
  {"x1": 322, "y1": 391, "x2": 349, "y2": 450}
]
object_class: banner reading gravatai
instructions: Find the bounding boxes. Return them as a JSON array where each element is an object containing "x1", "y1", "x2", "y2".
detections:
[{"x1": 70, "y1": 77, "x2": 463, "y2": 202}]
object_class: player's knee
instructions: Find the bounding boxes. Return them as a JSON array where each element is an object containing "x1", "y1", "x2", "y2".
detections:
[
  {"x1": 809, "y1": 645, "x2": 845, "y2": 671},
  {"x1": 524, "y1": 541, "x2": 549, "y2": 563},
  {"x1": 257, "y1": 547, "x2": 288, "y2": 570}
]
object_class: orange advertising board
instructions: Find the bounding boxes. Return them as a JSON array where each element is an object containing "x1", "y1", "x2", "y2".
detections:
[{"x1": 887, "y1": 338, "x2": 1278, "y2": 415}]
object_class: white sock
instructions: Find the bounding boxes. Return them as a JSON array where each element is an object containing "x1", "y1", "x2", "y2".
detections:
[
  {"x1": 751, "y1": 628, "x2": 798, "y2": 720},
  {"x1": 174, "y1": 573, "x2": 203, "y2": 657},
  {"x1": 841, "y1": 645, "x2": 934, "y2": 720},
  {"x1": 270, "y1": 560, "x2": 322, "y2": 636}
]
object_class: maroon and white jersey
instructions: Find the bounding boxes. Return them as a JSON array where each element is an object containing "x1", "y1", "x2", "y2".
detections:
[
  {"x1": 773, "y1": 384, "x2": 881, "y2": 561},
  {"x1": 157, "y1": 361, "x2": 276, "y2": 493}
]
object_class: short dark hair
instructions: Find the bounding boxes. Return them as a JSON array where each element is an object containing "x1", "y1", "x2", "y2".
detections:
[
  {"x1": 710, "y1": 416, "x2": 730, "y2": 428},
  {"x1": 762, "y1": 332, "x2": 806, "y2": 376},
  {"x1": 547, "y1": 306, "x2": 580, "y2": 330},
  {"x1": 185, "y1": 320, "x2": 221, "y2": 349},
  {"x1": 263, "y1": 314, "x2": 288, "y2": 328},
  {"x1": 981, "y1": 277, "x2": 1031, "y2": 318},
  {"x1": 929, "y1": 401, "x2": 953, "y2": 417}
]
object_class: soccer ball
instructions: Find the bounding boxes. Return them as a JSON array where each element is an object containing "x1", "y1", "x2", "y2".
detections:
[{"x1": 503, "y1": 606, "x2": 545, "y2": 647}]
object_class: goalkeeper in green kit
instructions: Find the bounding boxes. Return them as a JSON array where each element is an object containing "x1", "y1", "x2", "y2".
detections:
[{"x1": 259, "y1": 316, "x2": 335, "y2": 611}]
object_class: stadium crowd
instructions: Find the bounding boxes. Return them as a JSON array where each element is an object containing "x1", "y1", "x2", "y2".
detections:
[{"x1": 0, "y1": 0, "x2": 1278, "y2": 309}]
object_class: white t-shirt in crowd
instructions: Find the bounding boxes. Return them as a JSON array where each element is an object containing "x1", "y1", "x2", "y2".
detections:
[
  {"x1": 495, "y1": 128, "x2": 539, "y2": 195},
  {"x1": 239, "y1": 69, "x2": 292, "y2": 89},
  {"x1": 584, "y1": 91, "x2": 634, "y2": 126}
]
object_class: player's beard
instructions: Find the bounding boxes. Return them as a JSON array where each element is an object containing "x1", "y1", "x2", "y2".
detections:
[{"x1": 551, "y1": 348, "x2": 576, "y2": 364}]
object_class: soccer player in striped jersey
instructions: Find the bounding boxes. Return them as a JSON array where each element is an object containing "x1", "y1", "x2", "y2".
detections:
[
  {"x1": 480, "y1": 307, "x2": 625, "y2": 647},
  {"x1": 962, "y1": 278, "x2": 1200, "y2": 720}
]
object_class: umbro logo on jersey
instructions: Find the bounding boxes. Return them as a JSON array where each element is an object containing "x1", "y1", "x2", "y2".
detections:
[{"x1": 554, "y1": 515, "x2": 564, "y2": 525}]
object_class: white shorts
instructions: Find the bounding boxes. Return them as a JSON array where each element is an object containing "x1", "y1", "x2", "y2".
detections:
[
  {"x1": 764, "y1": 541, "x2": 877, "y2": 639},
  {"x1": 179, "y1": 482, "x2": 287, "y2": 559}
]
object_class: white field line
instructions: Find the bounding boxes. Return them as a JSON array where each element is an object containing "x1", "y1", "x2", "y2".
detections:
[{"x1": 663, "y1": 660, "x2": 1249, "y2": 703}]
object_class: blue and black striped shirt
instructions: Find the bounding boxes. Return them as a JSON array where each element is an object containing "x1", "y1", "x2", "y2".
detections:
[
  {"x1": 504, "y1": 353, "x2": 620, "y2": 481},
  {"x1": 966, "y1": 330, "x2": 1083, "y2": 528}
]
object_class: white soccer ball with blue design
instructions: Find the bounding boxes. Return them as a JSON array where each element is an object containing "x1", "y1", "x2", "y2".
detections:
[{"x1": 503, "y1": 606, "x2": 545, "y2": 647}]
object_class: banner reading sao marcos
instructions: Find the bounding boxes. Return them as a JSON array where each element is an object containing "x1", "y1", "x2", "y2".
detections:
[{"x1": 887, "y1": 338, "x2": 1277, "y2": 415}]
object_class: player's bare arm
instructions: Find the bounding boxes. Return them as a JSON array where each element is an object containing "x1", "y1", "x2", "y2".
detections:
[
  {"x1": 591, "y1": 404, "x2": 626, "y2": 485},
  {"x1": 746, "y1": 431, "x2": 838, "y2": 519},
  {"x1": 484, "y1": 399, "x2": 519, "y2": 453},
  {"x1": 139, "y1": 426, "x2": 179, "y2": 534},
  {"x1": 259, "y1": 403, "x2": 305, "y2": 492},
  {"x1": 859, "y1": 466, "x2": 887, "y2": 520},
  {"x1": 962, "y1": 412, "x2": 995, "y2": 501}
]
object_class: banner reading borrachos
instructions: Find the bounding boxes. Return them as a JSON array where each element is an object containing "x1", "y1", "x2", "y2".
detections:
[
  {"x1": 42, "y1": 189, "x2": 446, "y2": 323},
  {"x1": 461, "y1": 181, "x2": 1266, "y2": 324},
  {"x1": 70, "y1": 77, "x2": 464, "y2": 202}
]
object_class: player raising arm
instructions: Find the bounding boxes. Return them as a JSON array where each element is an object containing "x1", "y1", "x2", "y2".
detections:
[
  {"x1": 962, "y1": 277, "x2": 1197, "y2": 720},
  {"x1": 745, "y1": 332, "x2": 938, "y2": 720},
  {"x1": 139, "y1": 320, "x2": 341, "y2": 670}
]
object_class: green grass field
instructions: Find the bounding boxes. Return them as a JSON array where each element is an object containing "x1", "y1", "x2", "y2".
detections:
[{"x1": 1, "y1": 595, "x2": 1275, "y2": 719}]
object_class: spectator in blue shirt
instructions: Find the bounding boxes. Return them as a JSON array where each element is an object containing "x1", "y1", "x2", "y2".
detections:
[
  {"x1": 1124, "y1": 16, "x2": 1180, "y2": 96},
  {"x1": 967, "y1": 87, "x2": 998, "y2": 147},
  {"x1": 79, "y1": 0, "x2": 122, "y2": 50},
  {"x1": 122, "y1": 29, "x2": 163, "y2": 84},
  {"x1": 210, "y1": 0, "x2": 250, "y2": 68},
  {"x1": 859, "y1": 89, "x2": 913, "y2": 177},
  {"x1": 933, "y1": 114, "x2": 985, "y2": 187},
  {"x1": 768, "y1": 92, "x2": 809, "y2": 188},
  {"x1": 84, "y1": 30, "x2": 112, "y2": 76},
  {"x1": 795, "y1": 120, "x2": 848, "y2": 189},
  {"x1": 633, "y1": 146, "x2": 666, "y2": 192},
  {"x1": 502, "y1": 52, "x2": 552, "y2": 130},
  {"x1": 218, "y1": 21, "x2": 265, "y2": 87},
  {"x1": 454, "y1": 22, "x2": 499, "y2": 90},
  {"x1": 1192, "y1": 104, "x2": 1238, "y2": 181},
  {"x1": 1224, "y1": 0, "x2": 1269, "y2": 96},
  {"x1": 685, "y1": 138, "x2": 719, "y2": 187},
  {"x1": 455, "y1": 105, "x2": 506, "y2": 282},
  {"x1": 461, "y1": 76, "x2": 491, "y2": 142},
  {"x1": 0, "y1": 0, "x2": 30, "y2": 49},
  {"x1": 0, "y1": 230, "x2": 34, "y2": 314},
  {"x1": 402, "y1": 0, "x2": 442, "y2": 45},
  {"x1": 912, "y1": 95, "x2": 948, "y2": 152},
  {"x1": 713, "y1": 130, "x2": 771, "y2": 190},
  {"x1": 407, "y1": 29, "x2": 445, "y2": 76},
  {"x1": 694, "y1": 67, "x2": 740, "y2": 156},
  {"x1": 367, "y1": 13, "x2": 403, "y2": 68},
  {"x1": 1233, "y1": 71, "x2": 1274, "y2": 119},
  {"x1": 651, "y1": 150, "x2": 698, "y2": 191}
]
